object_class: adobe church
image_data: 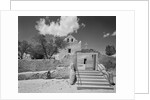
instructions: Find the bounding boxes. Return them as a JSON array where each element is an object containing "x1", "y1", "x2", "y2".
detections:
[
  {"x1": 54, "y1": 35, "x2": 99, "y2": 71},
  {"x1": 54, "y1": 35, "x2": 81, "y2": 60}
]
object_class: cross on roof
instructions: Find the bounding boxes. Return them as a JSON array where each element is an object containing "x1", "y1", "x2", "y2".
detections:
[{"x1": 85, "y1": 42, "x2": 88, "y2": 49}]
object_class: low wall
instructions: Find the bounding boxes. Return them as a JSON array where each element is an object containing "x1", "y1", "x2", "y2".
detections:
[
  {"x1": 18, "y1": 67, "x2": 70, "y2": 80},
  {"x1": 18, "y1": 59, "x2": 60, "y2": 73}
]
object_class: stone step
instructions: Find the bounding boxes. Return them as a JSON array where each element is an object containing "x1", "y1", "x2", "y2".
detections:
[
  {"x1": 75, "y1": 70, "x2": 113, "y2": 90},
  {"x1": 76, "y1": 75, "x2": 105, "y2": 79},
  {"x1": 77, "y1": 70, "x2": 100, "y2": 73},
  {"x1": 76, "y1": 81, "x2": 109, "y2": 84},
  {"x1": 76, "y1": 73, "x2": 103, "y2": 76},
  {"x1": 76, "y1": 82, "x2": 110, "y2": 86},
  {"x1": 77, "y1": 79, "x2": 108, "y2": 82},
  {"x1": 77, "y1": 85, "x2": 114, "y2": 90},
  {"x1": 77, "y1": 78, "x2": 107, "y2": 83},
  {"x1": 76, "y1": 76, "x2": 105, "y2": 79}
]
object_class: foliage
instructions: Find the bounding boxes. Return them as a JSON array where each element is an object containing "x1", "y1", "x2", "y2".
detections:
[
  {"x1": 105, "y1": 45, "x2": 116, "y2": 56},
  {"x1": 103, "y1": 60, "x2": 116, "y2": 71},
  {"x1": 33, "y1": 34, "x2": 49, "y2": 59},
  {"x1": 99, "y1": 54, "x2": 116, "y2": 75},
  {"x1": 55, "y1": 36, "x2": 68, "y2": 49},
  {"x1": 18, "y1": 40, "x2": 31, "y2": 59},
  {"x1": 19, "y1": 34, "x2": 68, "y2": 59},
  {"x1": 30, "y1": 45, "x2": 45, "y2": 59},
  {"x1": 33, "y1": 34, "x2": 68, "y2": 59}
]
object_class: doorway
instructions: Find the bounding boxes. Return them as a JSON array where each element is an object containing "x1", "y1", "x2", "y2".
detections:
[
  {"x1": 84, "y1": 58, "x2": 87, "y2": 64},
  {"x1": 93, "y1": 54, "x2": 96, "y2": 70},
  {"x1": 68, "y1": 48, "x2": 71, "y2": 53}
]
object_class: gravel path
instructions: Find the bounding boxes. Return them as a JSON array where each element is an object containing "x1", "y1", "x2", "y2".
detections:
[{"x1": 18, "y1": 79, "x2": 115, "y2": 93}]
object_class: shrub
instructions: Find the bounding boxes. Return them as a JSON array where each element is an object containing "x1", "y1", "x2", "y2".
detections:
[
  {"x1": 103, "y1": 60, "x2": 116, "y2": 71},
  {"x1": 99, "y1": 54, "x2": 116, "y2": 70},
  {"x1": 105, "y1": 45, "x2": 116, "y2": 56}
]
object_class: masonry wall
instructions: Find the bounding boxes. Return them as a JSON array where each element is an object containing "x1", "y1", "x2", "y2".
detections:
[
  {"x1": 77, "y1": 53, "x2": 98, "y2": 70},
  {"x1": 55, "y1": 41, "x2": 81, "y2": 60},
  {"x1": 67, "y1": 42, "x2": 81, "y2": 55}
]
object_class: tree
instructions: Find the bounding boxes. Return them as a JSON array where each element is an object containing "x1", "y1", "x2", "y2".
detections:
[
  {"x1": 45, "y1": 42, "x2": 58, "y2": 59},
  {"x1": 105, "y1": 45, "x2": 116, "y2": 56},
  {"x1": 104, "y1": 60, "x2": 116, "y2": 71},
  {"x1": 33, "y1": 34, "x2": 68, "y2": 59},
  {"x1": 34, "y1": 34, "x2": 49, "y2": 59},
  {"x1": 29, "y1": 45, "x2": 45, "y2": 59},
  {"x1": 18, "y1": 40, "x2": 31, "y2": 59},
  {"x1": 55, "y1": 36, "x2": 68, "y2": 49}
]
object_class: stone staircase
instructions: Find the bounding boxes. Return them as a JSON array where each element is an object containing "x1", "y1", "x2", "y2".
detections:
[{"x1": 76, "y1": 70, "x2": 114, "y2": 90}]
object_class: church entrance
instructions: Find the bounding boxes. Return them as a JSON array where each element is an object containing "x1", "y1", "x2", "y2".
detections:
[{"x1": 76, "y1": 52, "x2": 98, "y2": 71}]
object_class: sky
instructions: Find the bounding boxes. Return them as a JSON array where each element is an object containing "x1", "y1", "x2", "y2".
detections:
[{"x1": 18, "y1": 16, "x2": 116, "y2": 54}]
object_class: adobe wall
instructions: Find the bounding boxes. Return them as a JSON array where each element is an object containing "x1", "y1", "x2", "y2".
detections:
[
  {"x1": 76, "y1": 52, "x2": 99, "y2": 70},
  {"x1": 55, "y1": 41, "x2": 81, "y2": 60}
]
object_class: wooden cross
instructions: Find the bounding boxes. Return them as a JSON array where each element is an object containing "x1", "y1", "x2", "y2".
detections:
[{"x1": 85, "y1": 42, "x2": 88, "y2": 49}]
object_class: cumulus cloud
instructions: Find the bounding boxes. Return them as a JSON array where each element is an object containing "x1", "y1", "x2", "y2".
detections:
[
  {"x1": 112, "y1": 31, "x2": 116, "y2": 36},
  {"x1": 103, "y1": 30, "x2": 116, "y2": 38},
  {"x1": 103, "y1": 33, "x2": 110, "y2": 38},
  {"x1": 35, "y1": 16, "x2": 82, "y2": 37}
]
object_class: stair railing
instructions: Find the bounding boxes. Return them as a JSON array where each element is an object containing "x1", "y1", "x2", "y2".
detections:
[{"x1": 97, "y1": 64, "x2": 112, "y2": 86}]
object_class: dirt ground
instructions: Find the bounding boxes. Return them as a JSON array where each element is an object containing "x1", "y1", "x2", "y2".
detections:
[{"x1": 18, "y1": 78, "x2": 116, "y2": 93}]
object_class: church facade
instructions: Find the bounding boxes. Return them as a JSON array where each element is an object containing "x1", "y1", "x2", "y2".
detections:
[
  {"x1": 54, "y1": 35, "x2": 81, "y2": 60},
  {"x1": 54, "y1": 35, "x2": 99, "y2": 71}
]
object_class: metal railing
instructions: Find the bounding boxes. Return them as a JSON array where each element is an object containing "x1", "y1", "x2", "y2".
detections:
[{"x1": 97, "y1": 64, "x2": 114, "y2": 86}]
